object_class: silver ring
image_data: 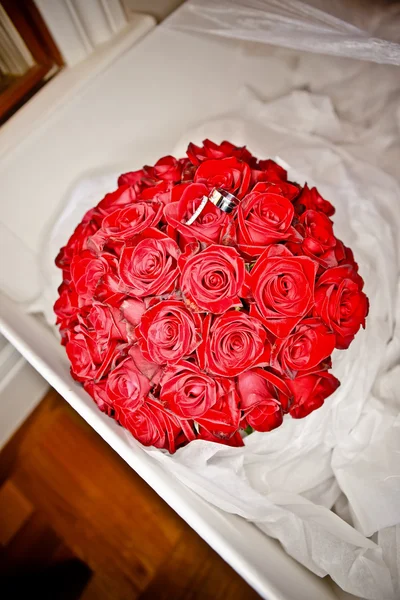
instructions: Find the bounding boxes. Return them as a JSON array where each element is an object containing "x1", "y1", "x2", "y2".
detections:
[
  {"x1": 185, "y1": 195, "x2": 209, "y2": 225},
  {"x1": 184, "y1": 188, "x2": 239, "y2": 226},
  {"x1": 209, "y1": 189, "x2": 239, "y2": 214}
]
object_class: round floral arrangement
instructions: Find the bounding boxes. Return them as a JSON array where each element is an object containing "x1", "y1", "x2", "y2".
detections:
[{"x1": 54, "y1": 140, "x2": 369, "y2": 453}]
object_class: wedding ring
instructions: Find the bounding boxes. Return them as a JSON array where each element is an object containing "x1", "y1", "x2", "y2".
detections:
[
  {"x1": 209, "y1": 188, "x2": 239, "y2": 214},
  {"x1": 184, "y1": 188, "x2": 240, "y2": 225},
  {"x1": 185, "y1": 195, "x2": 209, "y2": 225}
]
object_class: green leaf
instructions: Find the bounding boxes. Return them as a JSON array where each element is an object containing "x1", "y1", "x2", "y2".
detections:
[
  {"x1": 244, "y1": 425, "x2": 254, "y2": 435},
  {"x1": 246, "y1": 262, "x2": 256, "y2": 272}
]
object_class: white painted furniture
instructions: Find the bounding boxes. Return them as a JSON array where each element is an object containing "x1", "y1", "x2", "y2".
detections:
[
  {"x1": 0, "y1": 333, "x2": 47, "y2": 449},
  {"x1": 34, "y1": 0, "x2": 128, "y2": 66}
]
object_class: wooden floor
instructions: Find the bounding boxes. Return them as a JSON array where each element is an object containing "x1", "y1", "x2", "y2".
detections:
[{"x1": 0, "y1": 389, "x2": 261, "y2": 600}]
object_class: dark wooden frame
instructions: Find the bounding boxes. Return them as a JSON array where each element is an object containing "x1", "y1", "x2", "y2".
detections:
[{"x1": 0, "y1": 0, "x2": 64, "y2": 122}]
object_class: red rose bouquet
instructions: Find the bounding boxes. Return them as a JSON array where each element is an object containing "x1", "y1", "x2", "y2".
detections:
[{"x1": 54, "y1": 140, "x2": 369, "y2": 453}]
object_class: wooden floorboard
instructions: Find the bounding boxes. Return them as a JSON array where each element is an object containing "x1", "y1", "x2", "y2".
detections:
[{"x1": 0, "y1": 389, "x2": 261, "y2": 600}]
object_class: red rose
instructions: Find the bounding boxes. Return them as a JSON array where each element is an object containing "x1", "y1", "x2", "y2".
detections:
[
  {"x1": 106, "y1": 357, "x2": 151, "y2": 415},
  {"x1": 65, "y1": 330, "x2": 120, "y2": 383},
  {"x1": 97, "y1": 185, "x2": 139, "y2": 216},
  {"x1": 237, "y1": 182, "x2": 301, "y2": 257},
  {"x1": 54, "y1": 282, "x2": 79, "y2": 342},
  {"x1": 250, "y1": 159, "x2": 291, "y2": 186},
  {"x1": 331, "y1": 242, "x2": 360, "y2": 273},
  {"x1": 119, "y1": 229, "x2": 180, "y2": 297},
  {"x1": 194, "y1": 157, "x2": 251, "y2": 199},
  {"x1": 117, "y1": 169, "x2": 149, "y2": 191},
  {"x1": 66, "y1": 299, "x2": 135, "y2": 383},
  {"x1": 237, "y1": 369, "x2": 291, "y2": 432},
  {"x1": 139, "y1": 180, "x2": 172, "y2": 206},
  {"x1": 70, "y1": 250, "x2": 117, "y2": 305},
  {"x1": 164, "y1": 182, "x2": 234, "y2": 247},
  {"x1": 187, "y1": 139, "x2": 253, "y2": 165},
  {"x1": 294, "y1": 184, "x2": 335, "y2": 217},
  {"x1": 100, "y1": 201, "x2": 163, "y2": 242},
  {"x1": 89, "y1": 199, "x2": 164, "y2": 256},
  {"x1": 273, "y1": 318, "x2": 335, "y2": 377},
  {"x1": 55, "y1": 214, "x2": 99, "y2": 274},
  {"x1": 87, "y1": 302, "x2": 129, "y2": 342},
  {"x1": 285, "y1": 371, "x2": 340, "y2": 418},
  {"x1": 196, "y1": 381, "x2": 243, "y2": 446},
  {"x1": 179, "y1": 244, "x2": 246, "y2": 313},
  {"x1": 202, "y1": 311, "x2": 269, "y2": 376},
  {"x1": 160, "y1": 360, "x2": 218, "y2": 419},
  {"x1": 314, "y1": 265, "x2": 369, "y2": 349},
  {"x1": 250, "y1": 245, "x2": 317, "y2": 338},
  {"x1": 179, "y1": 157, "x2": 197, "y2": 182},
  {"x1": 72, "y1": 300, "x2": 132, "y2": 370},
  {"x1": 249, "y1": 179, "x2": 299, "y2": 201},
  {"x1": 144, "y1": 155, "x2": 182, "y2": 182},
  {"x1": 94, "y1": 274, "x2": 127, "y2": 308},
  {"x1": 121, "y1": 396, "x2": 183, "y2": 453},
  {"x1": 340, "y1": 244, "x2": 359, "y2": 271},
  {"x1": 137, "y1": 300, "x2": 202, "y2": 365},
  {"x1": 298, "y1": 210, "x2": 337, "y2": 268},
  {"x1": 84, "y1": 380, "x2": 113, "y2": 416}
]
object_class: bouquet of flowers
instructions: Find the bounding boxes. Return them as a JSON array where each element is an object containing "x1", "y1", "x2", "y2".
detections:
[{"x1": 54, "y1": 140, "x2": 368, "y2": 453}]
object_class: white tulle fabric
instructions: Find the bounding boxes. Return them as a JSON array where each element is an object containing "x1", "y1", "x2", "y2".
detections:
[{"x1": 168, "y1": 0, "x2": 400, "y2": 65}]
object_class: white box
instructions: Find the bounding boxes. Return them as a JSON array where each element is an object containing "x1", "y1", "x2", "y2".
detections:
[{"x1": 0, "y1": 9, "x2": 343, "y2": 599}]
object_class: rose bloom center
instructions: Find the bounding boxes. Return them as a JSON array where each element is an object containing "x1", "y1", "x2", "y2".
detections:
[
  {"x1": 274, "y1": 274, "x2": 296, "y2": 299},
  {"x1": 259, "y1": 205, "x2": 280, "y2": 223},
  {"x1": 138, "y1": 251, "x2": 161, "y2": 276},
  {"x1": 118, "y1": 374, "x2": 140, "y2": 399},
  {"x1": 203, "y1": 269, "x2": 227, "y2": 291},
  {"x1": 290, "y1": 336, "x2": 312, "y2": 363}
]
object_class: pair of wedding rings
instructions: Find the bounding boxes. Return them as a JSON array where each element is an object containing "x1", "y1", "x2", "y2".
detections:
[{"x1": 185, "y1": 188, "x2": 239, "y2": 226}]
